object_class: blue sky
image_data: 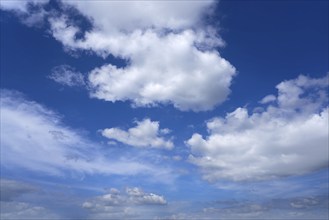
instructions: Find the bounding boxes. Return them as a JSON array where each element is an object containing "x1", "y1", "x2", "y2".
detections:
[{"x1": 0, "y1": 0, "x2": 328, "y2": 219}]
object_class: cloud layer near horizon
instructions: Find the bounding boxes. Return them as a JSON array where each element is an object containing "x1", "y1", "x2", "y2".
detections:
[{"x1": 82, "y1": 187, "x2": 167, "y2": 218}]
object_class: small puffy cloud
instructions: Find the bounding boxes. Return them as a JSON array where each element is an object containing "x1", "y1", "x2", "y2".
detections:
[
  {"x1": 48, "y1": 65, "x2": 85, "y2": 87},
  {"x1": 259, "y1": 94, "x2": 276, "y2": 104},
  {"x1": 82, "y1": 187, "x2": 166, "y2": 218},
  {"x1": 186, "y1": 75, "x2": 329, "y2": 181},
  {"x1": 102, "y1": 119, "x2": 174, "y2": 150},
  {"x1": 125, "y1": 187, "x2": 167, "y2": 205}
]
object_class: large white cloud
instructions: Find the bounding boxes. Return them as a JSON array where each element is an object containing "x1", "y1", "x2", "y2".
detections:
[
  {"x1": 64, "y1": 1, "x2": 214, "y2": 32},
  {"x1": 0, "y1": 89, "x2": 173, "y2": 178},
  {"x1": 85, "y1": 30, "x2": 235, "y2": 111},
  {"x1": 186, "y1": 75, "x2": 329, "y2": 181},
  {"x1": 1, "y1": 0, "x2": 236, "y2": 111},
  {"x1": 102, "y1": 118, "x2": 173, "y2": 150}
]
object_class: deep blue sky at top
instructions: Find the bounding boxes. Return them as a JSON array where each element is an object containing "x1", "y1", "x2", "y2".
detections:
[{"x1": 1, "y1": 0, "x2": 328, "y2": 142}]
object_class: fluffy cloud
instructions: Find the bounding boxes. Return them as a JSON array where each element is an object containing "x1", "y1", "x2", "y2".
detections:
[
  {"x1": 2, "y1": 0, "x2": 236, "y2": 111},
  {"x1": 102, "y1": 119, "x2": 173, "y2": 150},
  {"x1": 65, "y1": 1, "x2": 214, "y2": 32},
  {"x1": 82, "y1": 187, "x2": 166, "y2": 218},
  {"x1": 186, "y1": 75, "x2": 329, "y2": 181},
  {"x1": 86, "y1": 34, "x2": 235, "y2": 111},
  {"x1": 48, "y1": 65, "x2": 85, "y2": 87},
  {"x1": 0, "y1": 89, "x2": 171, "y2": 178}
]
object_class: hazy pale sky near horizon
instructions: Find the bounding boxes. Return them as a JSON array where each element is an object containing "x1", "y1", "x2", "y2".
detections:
[{"x1": 0, "y1": 0, "x2": 328, "y2": 219}]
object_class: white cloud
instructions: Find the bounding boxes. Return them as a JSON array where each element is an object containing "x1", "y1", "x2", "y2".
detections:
[
  {"x1": 82, "y1": 187, "x2": 166, "y2": 218},
  {"x1": 259, "y1": 94, "x2": 276, "y2": 104},
  {"x1": 186, "y1": 75, "x2": 329, "y2": 181},
  {"x1": 2, "y1": 1, "x2": 236, "y2": 111},
  {"x1": 45, "y1": 1, "x2": 236, "y2": 111},
  {"x1": 0, "y1": 0, "x2": 47, "y2": 13},
  {"x1": 102, "y1": 119, "x2": 174, "y2": 150},
  {"x1": 0, "y1": 0, "x2": 48, "y2": 26},
  {"x1": 48, "y1": 65, "x2": 85, "y2": 87},
  {"x1": 0, "y1": 89, "x2": 173, "y2": 178},
  {"x1": 64, "y1": 1, "x2": 214, "y2": 32}
]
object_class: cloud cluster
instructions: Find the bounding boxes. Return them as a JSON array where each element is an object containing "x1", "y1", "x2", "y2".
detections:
[
  {"x1": 82, "y1": 187, "x2": 166, "y2": 218},
  {"x1": 187, "y1": 75, "x2": 329, "y2": 181},
  {"x1": 102, "y1": 119, "x2": 173, "y2": 150},
  {"x1": 48, "y1": 65, "x2": 85, "y2": 87},
  {"x1": 1, "y1": 0, "x2": 236, "y2": 111},
  {"x1": 0, "y1": 89, "x2": 171, "y2": 178}
]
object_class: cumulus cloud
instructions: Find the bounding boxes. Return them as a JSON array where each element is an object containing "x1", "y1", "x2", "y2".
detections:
[
  {"x1": 0, "y1": 89, "x2": 172, "y2": 178},
  {"x1": 82, "y1": 187, "x2": 166, "y2": 218},
  {"x1": 2, "y1": 0, "x2": 236, "y2": 111},
  {"x1": 102, "y1": 119, "x2": 174, "y2": 150},
  {"x1": 48, "y1": 65, "x2": 85, "y2": 87},
  {"x1": 186, "y1": 75, "x2": 329, "y2": 181}
]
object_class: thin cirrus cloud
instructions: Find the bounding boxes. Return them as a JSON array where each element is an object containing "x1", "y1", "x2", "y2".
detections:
[
  {"x1": 186, "y1": 74, "x2": 329, "y2": 181},
  {"x1": 102, "y1": 119, "x2": 174, "y2": 150},
  {"x1": 48, "y1": 65, "x2": 85, "y2": 87},
  {"x1": 0, "y1": 0, "x2": 236, "y2": 112},
  {"x1": 0, "y1": 89, "x2": 174, "y2": 179}
]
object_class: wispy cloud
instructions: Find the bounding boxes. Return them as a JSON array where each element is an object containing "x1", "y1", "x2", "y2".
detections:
[
  {"x1": 48, "y1": 65, "x2": 85, "y2": 87},
  {"x1": 0, "y1": 89, "x2": 174, "y2": 181}
]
